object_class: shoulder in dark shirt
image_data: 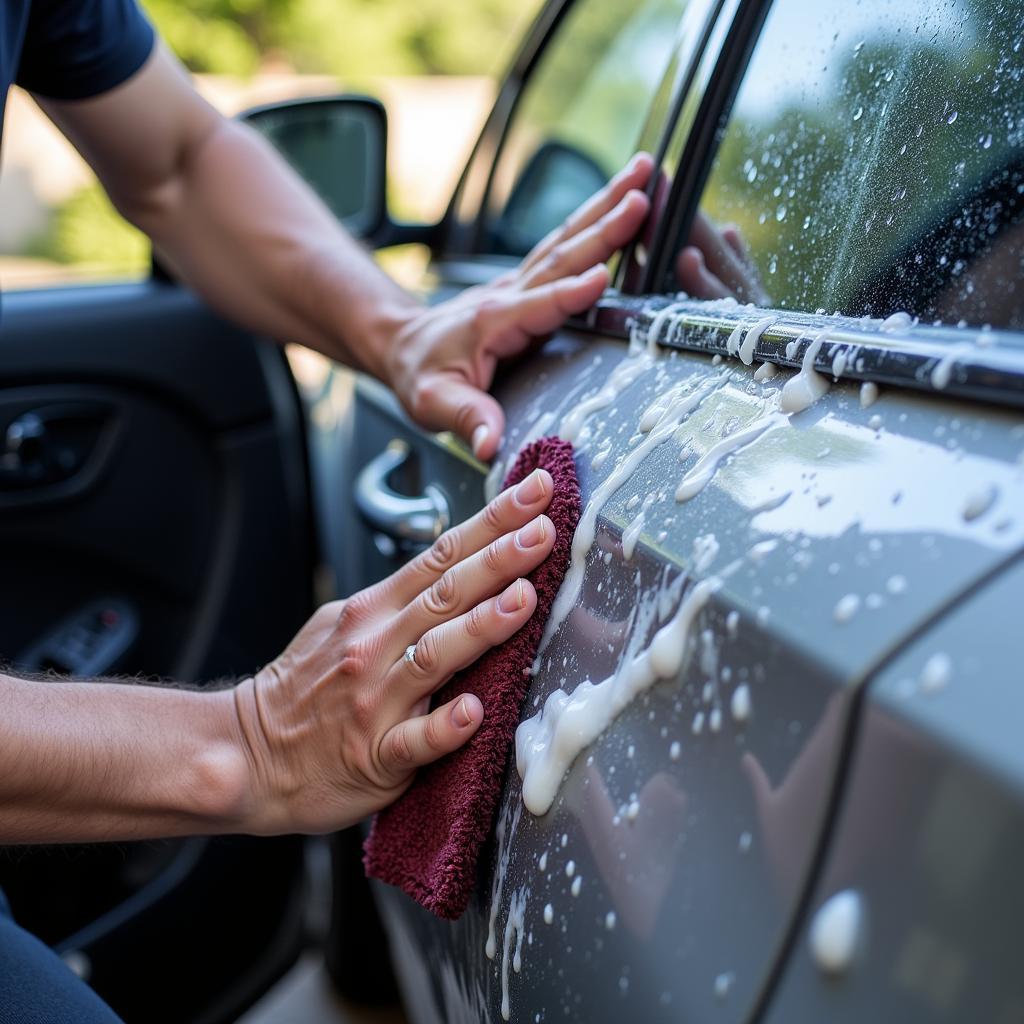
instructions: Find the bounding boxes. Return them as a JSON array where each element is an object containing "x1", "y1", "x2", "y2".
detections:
[{"x1": 1, "y1": 0, "x2": 154, "y2": 129}]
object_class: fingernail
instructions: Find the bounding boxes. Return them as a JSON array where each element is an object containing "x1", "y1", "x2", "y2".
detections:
[
  {"x1": 514, "y1": 468, "x2": 548, "y2": 506},
  {"x1": 453, "y1": 696, "x2": 473, "y2": 728},
  {"x1": 516, "y1": 516, "x2": 547, "y2": 548},
  {"x1": 471, "y1": 425, "x2": 490, "y2": 458},
  {"x1": 498, "y1": 579, "x2": 525, "y2": 614}
]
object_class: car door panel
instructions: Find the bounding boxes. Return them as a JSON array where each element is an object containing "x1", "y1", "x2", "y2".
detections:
[
  {"x1": 0, "y1": 280, "x2": 313, "y2": 1023},
  {"x1": 761, "y1": 554, "x2": 1024, "y2": 1023},
  {"x1": 345, "y1": 321, "x2": 1024, "y2": 1023}
]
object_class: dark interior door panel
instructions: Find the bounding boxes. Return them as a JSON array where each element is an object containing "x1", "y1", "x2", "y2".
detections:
[{"x1": 0, "y1": 280, "x2": 315, "y2": 1022}]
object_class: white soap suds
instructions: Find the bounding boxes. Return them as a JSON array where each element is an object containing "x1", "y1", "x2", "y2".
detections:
[
  {"x1": 714, "y1": 972, "x2": 735, "y2": 999},
  {"x1": 919, "y1": 652, "x2": 953, "y2": 693},
  {"x1": 730, "y1": 684, "x2": 752, "y2": 722},
  {"x1": 517, "y1": 579, "x2": 718, "y2": 815},
  {"x1": 622, "y1": 493, "x2": 657, "y2": 561},
  {"x1": 780, "y1": 331, "x2": 831, "y2": 413},
  {"x1": 879, "y1": 311, "x2": 912, "y2": 332},
  {"x1": 676, "y1": 415, "x2": 783, "y2": 502},
  {"x1": 962, "y1": 483, "x2": 998, "y2": 521},
  {"x1": 500, "y1": 887, "x2": 528, "y2": 1020},
  {"x1": 537, "y1": 378, "x2": 720, "y2": 661},
  {"x1": 834, "y1": 593, "x2": 861, "y2": 623},
  {"x1": 485, "y1": 803, "x2": 521, "y2": 959},
  {"x1": 886, "y1": 575, "x2": 907, "y2": 595},
  {"x1": 809, "y1": 889, "x2": 864, "y2": 975},
  {"x1": 738, "y1": 316, "x2": 777, "y2": 365},
  {"x1": 754, "y1": 361, "x2": 779, "y2": 381},
  {"x1": 930, "y1": 342, "x2": 976, "y2": 391},
  {"x1": 859, "y1": 381, "x2": 879, "y2": 408},
  {"x1": 559, "y1": 357, "x2": 651, "y2": 443},
  {"x1": 692, "y1": 533, "x2": 720, "y2": 575}
]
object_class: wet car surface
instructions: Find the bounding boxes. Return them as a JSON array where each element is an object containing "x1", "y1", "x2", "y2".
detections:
[{"x1": 309, "y1": 0, "x2": 1024, "y2": 1019}]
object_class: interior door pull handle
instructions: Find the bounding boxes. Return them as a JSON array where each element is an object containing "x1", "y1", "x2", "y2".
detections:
[{"x1": 355, "y1": 441, "x2": 450, "y2": 543}]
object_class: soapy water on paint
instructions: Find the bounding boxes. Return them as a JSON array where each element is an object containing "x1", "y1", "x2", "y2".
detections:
[{"x1": 481, "y1": 300, "x2": 998, "y2": 1012}]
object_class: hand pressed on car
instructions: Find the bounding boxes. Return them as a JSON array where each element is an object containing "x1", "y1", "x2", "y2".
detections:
[
  {"x1": 232, "y1": 467, "x2": 557, "y2": 834},
  {"x1": 0, "y1": 470, "x2": 557, "y2": 843},
  {"x1": 387, "y1": 153, "x2": 655, "y2": 460}
]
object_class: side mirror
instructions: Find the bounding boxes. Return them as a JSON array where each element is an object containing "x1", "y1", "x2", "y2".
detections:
[
  {"x1": 492, "y1": 140, "x2": 608, "y2": 255},
  {"x1": 240, "y1": 95, "x2": 431, "y2": 247}
]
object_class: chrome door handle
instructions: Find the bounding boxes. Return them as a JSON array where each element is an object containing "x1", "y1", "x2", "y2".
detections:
[{"x1": 355, "y1": 441, "x2": 450, "y2": 543}]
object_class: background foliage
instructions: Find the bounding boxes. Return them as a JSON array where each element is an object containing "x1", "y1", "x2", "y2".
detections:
[
  {"x1": 142, "y1": 0, "x2": 536, "y2": 78},
  {"x1": 32, "y1": 0, "x2": 539, "y2": 274}
]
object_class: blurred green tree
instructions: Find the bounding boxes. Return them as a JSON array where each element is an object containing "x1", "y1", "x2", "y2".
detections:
[{"x1": 141, "y1": 0, "x2": 539, "y2": 78}]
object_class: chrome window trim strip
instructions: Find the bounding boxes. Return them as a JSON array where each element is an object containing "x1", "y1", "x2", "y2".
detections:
[{"x1": 586, "y1": 293, "x2": 1024, "y2": 409}]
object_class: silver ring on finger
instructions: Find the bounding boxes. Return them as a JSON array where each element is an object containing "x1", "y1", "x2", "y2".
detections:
[{"x1": 404, "y1": 643, "x2": 419, "y2": 668}]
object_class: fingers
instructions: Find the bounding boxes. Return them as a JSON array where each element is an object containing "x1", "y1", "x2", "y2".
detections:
[
  {"x1": 395, "y1": 577, "x2": 539, "y2": 698},
  {"x1": 675, "y1": 246, "x2": 734, "y2": 300},
  {"x1": 385, "y1": 468, "x2": 553, "y2": 606},
  {"x1": 686, "y1": 212, "x2": 765, "y2": 303},
  {"x1": 407, "y1": 370, "x2": 507, "y2": 460},
  {"x1": 378, "y1": 692, "x2": 484, "y2": 775},
  {"x1": 396, "y1": 514, "x2": 554, "y2": 644},
  {"x1": 722, "y1": 224, "x2": 748, "y2": 262},
  {"x1": 521, "y1": 152, "x2": 654, "y2": 275},
  {"x1": 520, "y1": 190, "x2": 650, "y2": 290},
  {"x1": 476, "y1": 264, "x2": 610, "y2": 357}
]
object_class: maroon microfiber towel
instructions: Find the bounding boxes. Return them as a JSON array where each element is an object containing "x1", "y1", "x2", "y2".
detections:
[{"x1": 363, "y1": 436, "x2": 581, "y2": 919}]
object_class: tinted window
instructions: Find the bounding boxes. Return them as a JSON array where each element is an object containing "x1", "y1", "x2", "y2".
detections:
[
  {"x1": 669, "y1": 0, "x2": 1024, "y2": 329},
  {"x1": 485, "y1": 0, "x2": 691, "y2": 256}
]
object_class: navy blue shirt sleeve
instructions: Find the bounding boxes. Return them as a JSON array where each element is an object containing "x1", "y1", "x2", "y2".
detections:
[{"x1": 15, "y1": 0, "x2": 155, "y2": 100}]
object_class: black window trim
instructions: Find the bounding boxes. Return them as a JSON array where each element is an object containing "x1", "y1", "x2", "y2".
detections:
[
  {"x1": 575, "y1": 0, "x2": 1024, "y2": 413},
  {"x1": 435, "y1": 0, "x2": 574, "y2": 257}
]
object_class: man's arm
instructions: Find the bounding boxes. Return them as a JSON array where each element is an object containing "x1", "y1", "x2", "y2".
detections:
[
  {"x1": 0, "y1": 469, "x2": 557, "y2": 843},
  {"x1": 38, "y1": 45, "x2": 652, "y2": 459},
  {"x1": 0, "y1": 672, "x2": 247, "y2": 842}
]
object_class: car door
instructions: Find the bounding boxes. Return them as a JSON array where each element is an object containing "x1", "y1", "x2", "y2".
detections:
[
  {"x1": 0, "y1": 278, "x2": 314, "y2": 1022},
  {"x1": 341, "y1": 0, "x2": 1024, "y2": 1021}
]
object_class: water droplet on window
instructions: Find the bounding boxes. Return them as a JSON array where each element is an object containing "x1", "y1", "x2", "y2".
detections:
[
  {"x1": 768, "y1": 255, "x2": 778, "y2": 274},
  {"x1": 776, "y1": 204, "x2": 787, "y2": 221},
  {"x1": 853, "y1": 106, "x2": 864, "y2": 121},
  {"x1": 979, "y1": 132, "x2": 993, "y2": 149},
  {"x1": 947, "y1": 109, "x2": 958, "y2": 124}
]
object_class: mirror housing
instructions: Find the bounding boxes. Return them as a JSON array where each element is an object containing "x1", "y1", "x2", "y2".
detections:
[
  {"x1": 239, "y1": 95, "x2": 435, "y2": 249},
  {"x1": 493, "y1": 140, "x2": 607, "y2": 255}
]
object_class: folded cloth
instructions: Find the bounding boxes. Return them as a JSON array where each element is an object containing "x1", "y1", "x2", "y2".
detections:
[{"x1": 363, "y1": 436, "x2": 581, "y2": 919}]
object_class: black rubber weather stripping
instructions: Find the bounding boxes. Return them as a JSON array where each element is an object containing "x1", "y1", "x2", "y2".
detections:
[{"x1": 644, "y1": 0, "x2": 775, "y2": 294}]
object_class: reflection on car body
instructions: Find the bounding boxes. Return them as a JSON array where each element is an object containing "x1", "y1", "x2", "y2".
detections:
[{"x1": 322, "y1": 0, "x2": 1024, "y2": 1020}]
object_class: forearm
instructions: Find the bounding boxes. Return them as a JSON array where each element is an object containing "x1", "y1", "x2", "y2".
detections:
[
  {"x1": 0, "y1": 672, "x2": 251, "y2": 844},
  {"x1": 130, "y1": 116, "x2": 418, "y2": 378}
]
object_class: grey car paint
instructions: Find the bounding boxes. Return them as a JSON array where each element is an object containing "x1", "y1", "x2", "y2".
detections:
[
  {"x1": 317, "y1": 310, "x2": 1024, "y2": 1021},
  {"x1": 764, "y1": 555, "x2": 1024, "y2": 1023}
]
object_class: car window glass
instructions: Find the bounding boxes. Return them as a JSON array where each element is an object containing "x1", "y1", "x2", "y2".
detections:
[
  {"x1": 666, "y1": 0, "x2": 1024, "y2": 330},
  {"x1": 484, "y1": 0, "x2": 691, "y2": 257}
]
